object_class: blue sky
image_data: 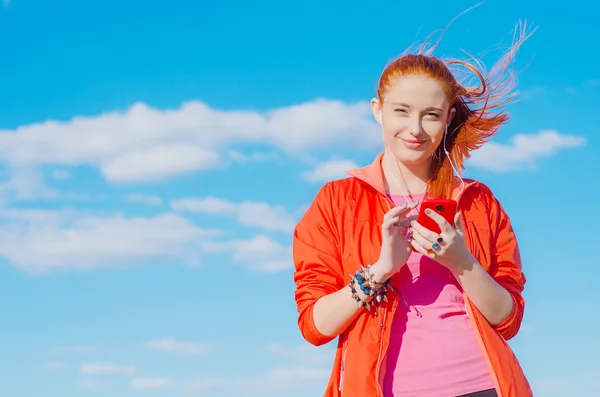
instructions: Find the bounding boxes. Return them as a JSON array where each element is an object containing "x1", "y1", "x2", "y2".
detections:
[{"x1": 0, "y1": 0, "x2": 597, "y2": 396}]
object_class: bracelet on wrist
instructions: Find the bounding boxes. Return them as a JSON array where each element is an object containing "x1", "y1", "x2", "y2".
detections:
[{"x1": 347, "y1": 265, "x2": 395, "y2": 312}]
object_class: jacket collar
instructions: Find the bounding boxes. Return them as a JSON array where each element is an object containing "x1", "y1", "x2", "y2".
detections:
[{"x1": 345, "y1": 152, "x2": 478, "y2": 202}]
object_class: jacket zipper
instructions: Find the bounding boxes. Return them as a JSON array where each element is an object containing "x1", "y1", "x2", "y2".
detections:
[
  {"x1": 339, "y1": 339, "x2": 349, "y2": 394},
  {"x1": 374, "y1": 194, "x2": 396, "y2": 396}
]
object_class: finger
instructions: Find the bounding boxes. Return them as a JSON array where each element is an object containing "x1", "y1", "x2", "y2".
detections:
[
  {"x1": 400, "y1": 216, "x2": 417, "y2": 229},
  {"x1": 384, "y1": 204, "x2": 405, "y2": 220},
  {"x1": 425, "y1": 208, "x2": 454, "y2": 234},
  {"x1": 410, "y1": 220, "x2": 440, "y2": 242},
  {"x1": 385, "y1": 200, "x2": 419, "y2": 220},
  {"x1": 404, "y1": 214, "x2": 418, "y2": 224},
  {"x1": 410, "y1": 238, "x2": 435, "y2": 258},
  {"x1": 454, "y1": 212, "x2": 464, "y2": 234},
  {"x1": 383, "y1": 215, "x2": 408, "y2": 231},
  {"x1": 411, "y1": 227, "x2": 434, "y2": 249}
]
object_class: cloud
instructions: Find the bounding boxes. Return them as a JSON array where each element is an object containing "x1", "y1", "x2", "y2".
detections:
[
  {"x1": 202, "y1": 235, "x2": 290, "y2": 272},
  {"x1": 301, "y1": 159, "x2": 359, "y2": 183},
  {"x1": 124, "y1": 193, "x2": 163, "y2": 206},
  {"x1": 50, "y1": 345, "x2": 97, "y2": 354},
  {"x1": 267, "y1": 342, "x2": 335, "y2": 365},
  {"x1": 0, "y1": 166, "x2": 57, "y2": 203},
  {"x1": 0, "y1": 99, "x2": 378, "y2": 183},
  {"x1": 51, "y1": 169, "x2": 70, "y2": 180},
  {"x1": 566, "y1": 87, "x2": 578, "y2": 95},
  {"x1": 171, "y1": 197, "x2": 236, "y2": 215},
  {"x1": 2, "y1": 0, "x2": 9, "y2": 8},
  {"x1": 80, "y1": 362, "x2": 135, "y2": 375},
  {"x1": 171, "y1": 198, "x2": 297, "y2": 233},
  {"x1": 146, "y1": 338, "x2": 209, "y2": 354},
  {"x1": 129, "y1": 377, "x2": 170, "y2": 390},
  {"x1": 519, "y1": 86, "x2": 548, "y2": 100},
  {"x1": 0, "y1": 209, "x2": 219, "y2": 273},
  {"x1": 184, "y1": 367, "x2": 329, "y2": 396},
  {"x1": 530, "y1": 379, "x2": 566, "y2": 395},
  {"x1": 587, "y1": 79, "x2": 600, "y2": 87},
  {"x1": 228, "y1": 151, "x2": 279, "y2": 164},
  {"x1": 519, "y1": 323, "x2": 536, "y2": 333},
  {"x1": 42, "y1": 361, "x2": 66, "y2": 371},
  {"x1": 468, "y1": 130, "x2": 586, "y2": 172},
  {"x1": 101, "y1": 145, "x2": 220, "y2": 183},
  {"x1": 78, "y1": 379, "x2": 107, "y2": 390}
]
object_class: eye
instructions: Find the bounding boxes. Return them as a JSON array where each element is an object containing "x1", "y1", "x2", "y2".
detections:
[
  {"x1": 394, "y1": 108, "x2": 408, "y2": 114},
  {"x1": 427, "y1": 112, "x2": 440, "y2": 118}
]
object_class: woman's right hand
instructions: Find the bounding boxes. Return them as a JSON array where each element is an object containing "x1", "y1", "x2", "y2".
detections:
[{"x1": 371, "y1": 201, "x2": 419, "y2": 282}]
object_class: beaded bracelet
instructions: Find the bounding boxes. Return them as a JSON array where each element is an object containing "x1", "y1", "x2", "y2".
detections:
[{"x1": 348, "y1": 265, "x2": 394, "y2": 311}]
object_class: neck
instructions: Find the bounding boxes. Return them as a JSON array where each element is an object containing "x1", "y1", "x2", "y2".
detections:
[{"x1": 382, "y1": 149, "x2": 431, "y2": 196}]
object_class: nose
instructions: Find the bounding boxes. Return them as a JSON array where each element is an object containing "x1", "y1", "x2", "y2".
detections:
[{"x1": 407, "y1": 116, "x2": 422, "y2": 136}]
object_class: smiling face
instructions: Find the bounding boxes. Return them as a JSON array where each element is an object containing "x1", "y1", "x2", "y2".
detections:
[{"x1": 372, "y1": 74, "x2": 456, "y2": 168}]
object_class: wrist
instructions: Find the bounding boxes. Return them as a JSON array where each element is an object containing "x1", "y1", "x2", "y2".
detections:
[
  {"x1": 450, "y1": 251, "x2": 479, "y2": 276},
  {"x1": 370, "y1": 261, "x2": 396, "y2": 283}
]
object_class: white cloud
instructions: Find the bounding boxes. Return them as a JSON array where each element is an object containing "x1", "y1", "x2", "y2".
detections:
[
  {"x1": 50, "y1": 345, "x2": 97, "y2": 354},
  {"x1": 124, "y1": 193, "x2": 163, "y2": 206},
  {"x1": 519, "y1": 323, "x2": 536, "y2": 333},
  {"x1": 129, "y1": 377, "x2": 170, "y2": 390},
  {"x1": 228, "y1": 150, "x2": 279, "y2": 164},
  {"x1": 172, "y1": 197, "x2": 236, "y2": 215},
  {"x1": 0, "y1": 99, "x2": 378, "y2": 183},
  {"x1": 530, "y1": 379, "x2": 566, "y2": 395},
  {"x1": 78, "y1": 379, "x2": 108, "y2": 390},
  {"x1": 146, "y1": 338, "x2": 209, "y2": 354},
  {"x1": 587, "y1": 79, "x2": 600, "y2": 87},
  {"x1": 566, "y1": 87, "x2": 578, "y2": 95},
  {"x1": 171, "y1": 198, "x2": 297, "y2": 233},
  {"x1": 202, "y1": 235, "x2": 290, "y2": 272},
  {"x1": 51, "y1": 169, "x2": 70, "y2": 180},
  {"x1": 301, "y1": 158, "x2": 359, "y2": 183},
  {"x1": 468, "y1": 130, "x2": 586, "y2": 172},
  {"x1": 42, "y1": 361, "x2": 66, "y2": 371},
  {"x1": 0, "y1": 209, "x2": 219, "y2": 273},
  {"x1": 80, "y1": 362, "x2": 135, "y2": 375},
  {"x1": 0, "y1": 166, "x2": 57, "y2": 203},
  {"x1": 519, "y1": 86, "x2": 548, "y2": 100},
  {"x1": 265, "y1": 99, "x2": 379, "y2": 151},
  {"x1": 101, "y1": 145, "x2": 220, "y2": 183},
  {"x1": 184, "y1": 367, "x2": 329, "y2": 395},
  {"x1": 267, "y1": 342, "x2": 335, "y2": 365}
]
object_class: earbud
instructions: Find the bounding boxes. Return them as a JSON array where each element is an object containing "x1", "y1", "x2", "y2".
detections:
[{"x1": 442, "y1": 122, "x2": 466, "y2": 199}]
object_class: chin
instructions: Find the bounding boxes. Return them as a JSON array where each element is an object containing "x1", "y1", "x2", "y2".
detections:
[{"x1": 391, "y1": 148, "x2": 432, "y2": 165}]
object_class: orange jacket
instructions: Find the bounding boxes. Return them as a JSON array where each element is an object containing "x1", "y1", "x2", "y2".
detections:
[{"x1": 293, "y1": 154, "x2": 531, "y2": 397}]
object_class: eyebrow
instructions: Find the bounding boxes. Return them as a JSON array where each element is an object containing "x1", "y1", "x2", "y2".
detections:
[{"x1": 390, "y1": 102, "x2": 444, "y2": 113}]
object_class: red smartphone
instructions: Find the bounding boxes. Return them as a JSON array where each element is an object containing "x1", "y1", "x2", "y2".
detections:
[{"x1": 417, "y1": 199, "x2": 457, "y2": 234}]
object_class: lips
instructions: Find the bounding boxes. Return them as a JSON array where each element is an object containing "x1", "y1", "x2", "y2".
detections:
[{"x1": 400, "y1": 138, "x2": 427, "y2": 149}]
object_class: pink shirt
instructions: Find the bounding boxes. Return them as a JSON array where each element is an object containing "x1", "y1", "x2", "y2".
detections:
[{"x1": 382, "y1": 193, "x2": 495, "y2": 397}]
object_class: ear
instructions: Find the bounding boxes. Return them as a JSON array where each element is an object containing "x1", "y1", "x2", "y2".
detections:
[
  {"x1": 371, "y1": 98, "x2": 382, "y2": 125},
  {"x1": 447, "y1": 107, "x2": 456, "y2": 126}
]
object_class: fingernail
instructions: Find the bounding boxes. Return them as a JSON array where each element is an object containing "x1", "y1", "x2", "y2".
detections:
[
  {"x1": 410, "y1": 220, "x2": 415, "y2": 226},
  {"x1": 425, "y1": 208, "x2": 431, "y2": 214}
]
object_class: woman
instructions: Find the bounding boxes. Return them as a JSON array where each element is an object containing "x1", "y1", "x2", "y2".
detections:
[{"x1": 292, "y1": 24, "x2": 533, "y2": 397}]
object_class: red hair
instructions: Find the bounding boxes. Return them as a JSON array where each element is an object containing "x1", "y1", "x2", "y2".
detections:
[{"x1": 377, "y1": 20, "x2": 535, "y2": 199}]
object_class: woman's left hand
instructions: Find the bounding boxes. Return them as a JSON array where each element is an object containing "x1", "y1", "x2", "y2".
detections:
[{"x1": 409, "y1": 209, "x2": 473, "y2": 272}]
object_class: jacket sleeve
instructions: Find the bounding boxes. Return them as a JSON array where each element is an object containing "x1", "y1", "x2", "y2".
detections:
[
  {"x1": 292, "y1": 182, "x2": 345, "y2": 346},
  {"x1": 485, "y1": 190, "x2": 526, "y2": 340}
]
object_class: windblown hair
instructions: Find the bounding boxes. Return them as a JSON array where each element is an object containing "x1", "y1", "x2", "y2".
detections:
[{"x1": 377, "y1": 13, "x2": 535, "y2": 198}]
